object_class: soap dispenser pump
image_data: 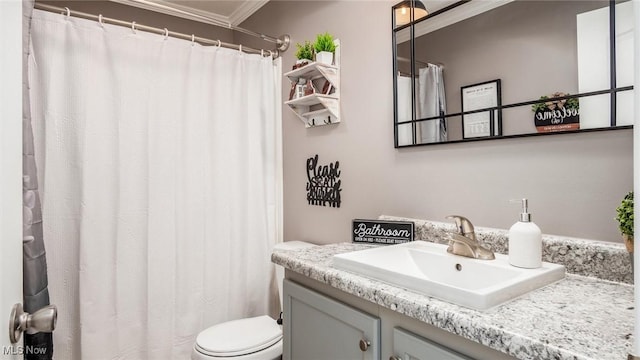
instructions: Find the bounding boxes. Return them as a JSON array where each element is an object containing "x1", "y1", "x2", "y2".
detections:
[{"x1": 508, "y1": 198, "x2": 542, "y2": 268}]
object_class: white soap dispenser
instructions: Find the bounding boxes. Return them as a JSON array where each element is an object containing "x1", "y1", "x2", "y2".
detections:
[{"x1": 508, "y1": 198, "x2": 542, "y2": 268}]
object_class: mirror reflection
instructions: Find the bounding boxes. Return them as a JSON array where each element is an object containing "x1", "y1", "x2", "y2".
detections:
[{"x1": 393, "y1": 0, "x2": 635, "y2": 147}]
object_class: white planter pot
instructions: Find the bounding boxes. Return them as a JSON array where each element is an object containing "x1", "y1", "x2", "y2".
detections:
[{"x1": 316, "y1": 51, "x2": 334, "y2": 65}]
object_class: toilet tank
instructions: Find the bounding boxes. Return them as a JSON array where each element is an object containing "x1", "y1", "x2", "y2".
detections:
[{"x1": 273, "y1": 241, "x2": 316, "y2": 309}]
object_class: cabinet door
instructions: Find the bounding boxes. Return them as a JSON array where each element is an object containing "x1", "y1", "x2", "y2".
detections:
[
  {"x1": 391, "y1": 328, "x2": 473, "y2": 360},
  {"x1": 283, "y1": 279, "x2": 380, "y2": 360}
]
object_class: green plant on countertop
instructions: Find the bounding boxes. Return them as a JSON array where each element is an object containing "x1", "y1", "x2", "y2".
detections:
[
  {"x1": 295, "y1": 41, "x2": 314, "y2": 61},
  {"x1": 314, "y1": 32, "x2": 336, "y2": 53},
  {"x1": 616, "y1": 191, "x2": 634, "y2": 253}
]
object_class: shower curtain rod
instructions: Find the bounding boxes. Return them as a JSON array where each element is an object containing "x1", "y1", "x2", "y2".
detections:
[
  {"x1": 33, "y1": 3, "x2": 287, "y2": 58},
  {"x1": 112, "y1": 0, "x2": 290, "y2": 52}
]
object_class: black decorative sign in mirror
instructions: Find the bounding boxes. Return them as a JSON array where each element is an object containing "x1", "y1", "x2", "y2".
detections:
[
  {"x1": 392, "y1": 0, "x2": 634, "y2": 147},
  {"x1": 306, "y1": 154, "x2": 341, "y2": 208}
]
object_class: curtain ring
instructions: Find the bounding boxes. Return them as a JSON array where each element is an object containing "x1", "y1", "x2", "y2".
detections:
[
  {"x1": 64, "y1": 7, "x2": 70, "y2": 19},
  {"x1": 268, "y1": 50, "x2": 273, "y2": 58},
  {"x1": 261, "y1": 49, "x2": 264, "y2": 57},
  {"x1": 131, "y1": 21, "x2": 137, "y2": 34},
  {"x1": 98, "y1": 14, "x2": 104, "y2": 27},
  {"x1": 217, "y1": 40, "x2": 221, "y2": 48},
  {"x1": 191, "y1": 34, "x2": 195, "y2": 46},
  {"x1": 163, "y1": 28, "x2": 169, "y2": 40},
  {"x1": 239, "y1": 45, "x2": 242, "y2": 53}
]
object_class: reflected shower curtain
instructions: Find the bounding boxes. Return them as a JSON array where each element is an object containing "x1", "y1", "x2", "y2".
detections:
[
  {"x1": 29, "y1": 9, "x2": 281, "y2": 360},
  {"x1": 417, "y1": 64, "x2": 447, "y2": 143}
]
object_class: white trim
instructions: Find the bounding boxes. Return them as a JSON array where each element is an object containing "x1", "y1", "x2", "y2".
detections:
[
  {"x1": 109, "y1": 0, "x2": 232, "y2": 27},
  {"x1": 632, "y1": 0, "x2": 639, "y2": 356},
  {"x1": 109, "y1": 0, "x2": 268, "y2": 28},
  {"x1": 0, "y1": 1, "x2": 24, "y2": 357},
  {"x1": 228, "y1": 0, "x2": 269, "y2": 26}
]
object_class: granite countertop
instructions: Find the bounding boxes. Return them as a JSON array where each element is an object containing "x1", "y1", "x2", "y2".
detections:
[{"x1": 272, "y1": 242, "x2": 634, "y2": 360}]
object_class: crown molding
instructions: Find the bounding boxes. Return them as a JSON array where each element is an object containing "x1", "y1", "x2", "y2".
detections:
[
  {"x1": 396, "y1": 0, "x2": 513, "y2": 43},
  {"x1": 109, "y1": 0, "x2": 232, "y2": 28},
  {"x1": 228, "y1": 0, "x2": 269, "y2": 26}
]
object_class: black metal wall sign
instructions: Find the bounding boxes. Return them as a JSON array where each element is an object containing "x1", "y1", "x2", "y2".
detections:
[
  {"x1": 306, "y1": 154, "x2": 341, "y2": 208},
  {"x1": 352, "y1": 219, "x2": 415, "y2": 244}
]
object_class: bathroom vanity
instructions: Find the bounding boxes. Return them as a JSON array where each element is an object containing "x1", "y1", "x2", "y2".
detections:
[{"x1": 272, "y1": 217, "x2": 634, "y2": 360}]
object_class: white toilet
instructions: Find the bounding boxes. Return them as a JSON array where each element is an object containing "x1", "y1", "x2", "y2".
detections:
[{"x1": 191, "y1": 241, "x2": 316, "y2": 360}]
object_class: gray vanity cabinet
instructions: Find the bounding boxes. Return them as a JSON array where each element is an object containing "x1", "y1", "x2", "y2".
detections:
[
  {"x1": 283, "y1": 279, "x2": 381, "y2": 360},
  {"x1": 391, "y1": 328, "x2": 473, "y2": 360}
]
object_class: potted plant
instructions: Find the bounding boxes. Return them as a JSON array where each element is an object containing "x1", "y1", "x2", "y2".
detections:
[
  {"x1": 295, "y1": 41, "x2": 314, "y2": 69},
  {"x1": 314, "y1": 32, "x2": 336, "y2": 65},
  {"x1": 616, "y1": 191, "x2": 634, "y2": 250},
  {"x1": 615, "y1": 191, "x2": 634, "y2": 259}
]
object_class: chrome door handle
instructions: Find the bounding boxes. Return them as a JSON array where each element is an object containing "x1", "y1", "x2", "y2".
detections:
[{"x1": 9, "y1": 304, "x2": 57, "y2": 343}]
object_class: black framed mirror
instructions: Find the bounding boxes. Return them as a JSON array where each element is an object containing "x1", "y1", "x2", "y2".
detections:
[{"x1": 393, "y1": 0, "x2": 635, "y2": 147}]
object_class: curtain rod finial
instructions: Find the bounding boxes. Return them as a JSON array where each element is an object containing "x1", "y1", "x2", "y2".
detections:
[{"x1": 277, "y1": 35, "x2": 290, "y2": 52}]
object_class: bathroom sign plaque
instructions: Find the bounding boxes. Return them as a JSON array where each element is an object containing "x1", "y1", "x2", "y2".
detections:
[{"x1": 352, "y1": 219, "x2": 415, "y2": 245}]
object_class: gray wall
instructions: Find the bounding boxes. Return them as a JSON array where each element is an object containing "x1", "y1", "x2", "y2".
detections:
[{"x1": 239, "y1": 1, "x2": 633, "y2": 244}]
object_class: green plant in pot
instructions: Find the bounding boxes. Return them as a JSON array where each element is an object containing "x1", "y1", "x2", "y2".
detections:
[
  {"x1": 295, "y1": 40, "x2": 314, "y2": 67},
  {"x1": 615, "y1": 191, "x2": 634, "y2": 253},
  {"x1": 314, "y1": 32, "x2": 336, "y2": 65}
]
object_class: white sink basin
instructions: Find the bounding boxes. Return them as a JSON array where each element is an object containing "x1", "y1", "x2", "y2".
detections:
[{"x1": 332, "y1": 241, "x2": 565, "y2": 310}]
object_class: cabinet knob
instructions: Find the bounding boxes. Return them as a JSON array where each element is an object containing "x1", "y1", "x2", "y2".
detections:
[
  {"x1": 359, "y1": 339, "x2": 370, "y2": 352},
  {"x1": 389, "y1": 357, "x2": 402, "y2": 360}
]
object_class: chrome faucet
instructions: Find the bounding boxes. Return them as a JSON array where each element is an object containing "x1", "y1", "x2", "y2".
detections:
[{"x1": 445, "y1": 215, "x2": 495, "y2": 260}]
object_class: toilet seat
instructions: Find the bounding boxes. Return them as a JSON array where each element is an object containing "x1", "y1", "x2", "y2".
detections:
[{"x1": 194, "y1": 315, "x2": 282, "y2": 357}]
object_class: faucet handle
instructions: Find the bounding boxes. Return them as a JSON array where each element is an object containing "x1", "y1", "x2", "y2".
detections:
[{"x1": 446, "y1": 215, "x2": 475, "y2": 235}]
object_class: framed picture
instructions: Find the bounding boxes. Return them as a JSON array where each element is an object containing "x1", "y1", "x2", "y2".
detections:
[{"x1": 461, "y1": 79, "x2": 502, "y2": 139}]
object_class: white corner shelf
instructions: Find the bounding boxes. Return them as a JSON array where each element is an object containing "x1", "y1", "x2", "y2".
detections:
[
  {"x1": 284, "y1": 40, "x2": 340, "y2": 128},
  {"x1": 284, "y1": 62, "x2": 340, "y2": 88}
]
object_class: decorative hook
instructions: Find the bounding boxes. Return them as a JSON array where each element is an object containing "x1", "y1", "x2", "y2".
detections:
[
  {"x1": 131, "y1": 21, "x2": 137, "y2": 34},
  {"x1": 64, "y1": 7, "x2": 70, "y2": 19},
  {"x1": 163, "y1": 28, "x2": 169, "y2": 40}
]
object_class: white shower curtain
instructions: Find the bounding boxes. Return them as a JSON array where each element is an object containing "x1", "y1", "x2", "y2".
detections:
[
  {"x1": 417, "y1": 64, "x2": 447, "y2": 143},
  {"x1": 29, "y1": 9, "x2": 282, "y2": 360}
]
